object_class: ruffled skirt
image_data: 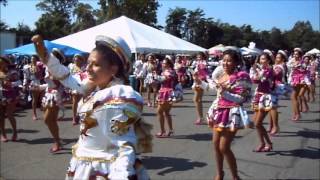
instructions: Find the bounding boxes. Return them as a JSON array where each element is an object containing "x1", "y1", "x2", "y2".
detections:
[
  {"x1": 42, "y1": 89, "x2": 63, "y2": 108},
  {"x1": 252, "y1": 93, "x2": 278, "y2": 111},
  {"x1": 157, "y1": 88, "x2": 173, "y2": 104},
  {"x1": 290, "y1": 73, "x2": 310, "y2": 86},
  {"x1": 207, "y1": 105, "x2": 253, "y2": 131},
  {"x1": 144, "y1": 73, "x2": 159, "y2": 86}
]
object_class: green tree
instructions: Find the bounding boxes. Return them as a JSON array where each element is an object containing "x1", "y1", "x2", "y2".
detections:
[
  {"x1": 185, "y1": 8, "x2": 206, "y2": 43},
  {"x1": 95, "y1": 0, "x2": 159, "y2": 27},
  {"x1": 72, "y1": 3, "x2": 96, "y2": 33},
  {"x1": 285, "y1": 21, "x2": 314, "y2": 50},
  {"x1": 14, "y1": 23, "x2": 34, "y2": 45},
  {"x1": 0, "y1": 0, "x2": 7, "y2": 6},
  {"x1": 165, "y1": 7, "x2": 187, "y2": 38},
  {"x1": 95, "y1": 0, "x2": 108, "y2": 24},
  {"x1": 35, "y1": 0, "x2": 78, "y2": 40},
  {"x1": 203, "y1": 19, "x2": 224, "y2": 48},
  {"x1": 0, "y1": 20, "x2": 9, "y2": 30},
  {"x1": 220, "y1": 23, "x2": 243, "y2": 46},
  {"x1": 239, "y1": 24, "x2": 259, "y2": 47}
]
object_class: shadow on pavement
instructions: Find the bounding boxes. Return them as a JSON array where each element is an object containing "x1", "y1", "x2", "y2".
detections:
[
  {"x1": 4, "y1": 128, "x2": 39, "y2": 134},
  {"x1": 58, "y1": 117, "x2": 73, "y2": 122},
  {"x1": 172, "y1": 133, "x2": 212, "y2": 141},
  {"x1": 172, "y1": 105, "x2": 195, "y2": 108},
  {"x1": 278, "y1": 129, "x2": 320, "y2": 139},
  {"x1": 52, "y1": 147, "x2": 72, "y2": 155},
  {"x1": 15, "y1": 137, "x2": 77, "y2": 145},
  {"x1": 141, "y1": 156, "x2": 207, "y2": 175},
  {"x1": 294, "y1": 118, "x2": 320, "y2": 123},
  {"x1": 142, "y1": 113, "x2": 156, "y2": 116},
  {"x1": 266, "y1": 147, "x2": 320, "y2": 159}
]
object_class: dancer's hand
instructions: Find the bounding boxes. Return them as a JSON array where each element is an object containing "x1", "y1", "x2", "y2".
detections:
[{"x1": 31, "y1": 35, "x2": 48, "y2": 64}]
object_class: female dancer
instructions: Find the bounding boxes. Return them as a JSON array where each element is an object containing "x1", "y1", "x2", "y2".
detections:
[
  {"x1": 307, "y1": 54, "x2": 318, "y2": 102},
  {"x1": 267, "y1": 50, "x2": 289, "y2": 135},
  {"x1": 155, "y1": 57, "x2": 176, "y2": 138},
  {"x1": 133, "y1": 53, "x2": 147, "y2": 95},
  {"x1": 0, "y1": 57, "x2": 20, "y2": 142},
  {"x1": 144, "y1": 53, "x2": 160, "y2": 107},
  {"x1": 68, "y1": 54, "x2": 86, "y2": 125},
  {"x1": 250, "y1": 52, "x2": 275, "y2": 152},
  {"x1": 32, "y1": 35, "x2": 152, "y2": 179},
  {"x1": 39, "y1": 49, "x2": 66, "y2": 152},
  {"x1": 195, "y1": 50, "x2": 252, "y2": 180},
  {"x1": 174, "y1": 55, "x2": 187, "y2": 86},
  {"x1": 287, "y1": 48, "x2": 309, "y2": 121},
  {"x1": 191, "y1": 52, "x2": 209, "y2": 125},
  {"x1": 23, "y1": 55, "x2": 45, "y2": 121}
]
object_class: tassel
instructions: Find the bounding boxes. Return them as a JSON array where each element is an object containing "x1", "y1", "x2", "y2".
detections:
[{"x1": 134, "y1": 118, "x2": 153, "y2": 153}]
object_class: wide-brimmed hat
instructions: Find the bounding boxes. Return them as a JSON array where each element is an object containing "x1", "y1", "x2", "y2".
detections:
[
  {"x1": 51, "y1": 48, "x2": 66, "y2": 63},
  {"x1": 95, "y1": 35, "x2": 131, "y2": 72},
  {"x1": 294, "y1": 47, "x2": 303, "y2": 53},
  {"x1": 277, "y1": 50, "x2": 287, "y2": 59}
]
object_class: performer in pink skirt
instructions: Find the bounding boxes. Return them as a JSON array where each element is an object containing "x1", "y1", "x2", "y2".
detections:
[
  {"x1": 191, "y1": 52, "x2": 209, "y2": 125},
  {"x1": 268, "y1": 50, "x2": 291, "y2": 135},
  {"x1": 155, "y1": 57, "x2": 176, "y2": 138},
  {"x1": 195, "y1": 50, "x2": 252, "y2": 180},
  {"x1": 287, "y1": 48, "x2": 310, "y2": 121},
  {"x1": 305, "y1": 54, "x2": 318, "y2": 102},
  {"x1": 174, "y1": 55, "x2": 187, "y2": 86},
  {"x1": 23, "y1": 55, "x2": 45, "y2": 121},
  {"x1": 250, "y1": 52, "x2": 275, "y2": 152},
  {"x1": 0, "y1": 57, "x2": 20, "y2": 142},
  {"x1": 38, "y1": 49, "x2": 67, "y2": 152}
]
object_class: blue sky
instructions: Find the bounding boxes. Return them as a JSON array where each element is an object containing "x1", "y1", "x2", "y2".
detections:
[{"x1": 1, "y1": 0, "x2": 319, "y2": 31}]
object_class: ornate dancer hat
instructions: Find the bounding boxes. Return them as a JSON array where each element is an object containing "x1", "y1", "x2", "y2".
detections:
[
  {"x1": 294, "y1": 47, "x2": 303, "y2": 53},
  {"x1": 277, "y1": 50, "x2": 287, "y2": 59},
  {"x1": 95, "y1": 35, "x2": 132, "y2": 72},
  {"x1": 52, "y1": 48, "x2": 66, "y2": 63}
]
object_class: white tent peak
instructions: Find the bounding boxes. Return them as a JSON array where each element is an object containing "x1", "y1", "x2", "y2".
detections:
[
  {"x1": 53, "y1": 16, "x2": 207, "y2": 54},
  {"x1": 306, "y1": 48, "x2": 320, "y2": 55}
]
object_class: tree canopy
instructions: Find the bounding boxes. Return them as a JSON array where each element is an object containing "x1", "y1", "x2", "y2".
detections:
[
  {"x1": 165, "y1": 7, "x2": 320, "y2": 51},
  {"x1": 1, "y1": 2, "x2": 319, "y2": 52}
]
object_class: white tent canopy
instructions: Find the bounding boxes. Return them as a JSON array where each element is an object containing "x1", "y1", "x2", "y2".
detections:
[
  {"x1": 53, "y1": 16, "x2": 207, "y2": 54},
  {"x1": 240, "y1": 42, "x2": 262, "y2": 55},
  {"x1": 307, "y1": 48, "x2": 320, "y2": 55}
]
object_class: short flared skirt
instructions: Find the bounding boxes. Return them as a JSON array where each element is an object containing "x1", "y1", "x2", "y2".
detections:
[
  {"x1": 252, "y1": 93, "x2": 278, "y2": 111},
  {"x1": 144, "y1": 74, "x2": 159, "y2": 86},
  {"x1": 1, "y1": 88, "x2": 19, "y2": 103},
  {"x1": 207, "y1": 105, "x2": 253, "y2": 131},
  {"x1": 42, "y1": 89, "x2": 63, "y2": 108},
  {"x1": 157, "y1": 88, "x2": 173, "y2": 104},
  {"x1": 290, "y1": 73, "x2": 311, "y2": 86}
]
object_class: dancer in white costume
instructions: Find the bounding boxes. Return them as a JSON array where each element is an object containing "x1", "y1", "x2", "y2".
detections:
[{"x1": 32, "y1": 35, "x2": 152, "y2": 180}]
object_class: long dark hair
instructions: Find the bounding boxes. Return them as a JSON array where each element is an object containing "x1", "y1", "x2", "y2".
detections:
[
  {"x1": 223, "y1": 49, "x2": 243, "y2": 69},
  {"x1": 93, "y1": 44, "x2": 129, "y2": 84},
  {"x1": 257, "y1": 52, "x2": 272, "y2": 65}
]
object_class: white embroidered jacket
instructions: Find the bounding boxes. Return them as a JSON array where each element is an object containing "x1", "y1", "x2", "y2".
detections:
[{"x1": 47, "y1": 54, "x2": 144, "y2": 179}]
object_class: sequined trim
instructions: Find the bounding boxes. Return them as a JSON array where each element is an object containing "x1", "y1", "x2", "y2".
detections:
[
  {"x1": 101, "y1": 97, "x2": 143, "y2": 111},
  {"x1": 71, "y1": 144, "x2": 117, "y2": 162}
]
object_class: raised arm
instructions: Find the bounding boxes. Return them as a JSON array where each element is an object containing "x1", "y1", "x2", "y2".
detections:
[{"x1": 31, "y1": 35, "x2": 92, "y2": 95}]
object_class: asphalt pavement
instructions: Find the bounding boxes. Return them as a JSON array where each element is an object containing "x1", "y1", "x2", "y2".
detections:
[{"x1": 1, "y1": 85, "x2": 319, "y2": 180}]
